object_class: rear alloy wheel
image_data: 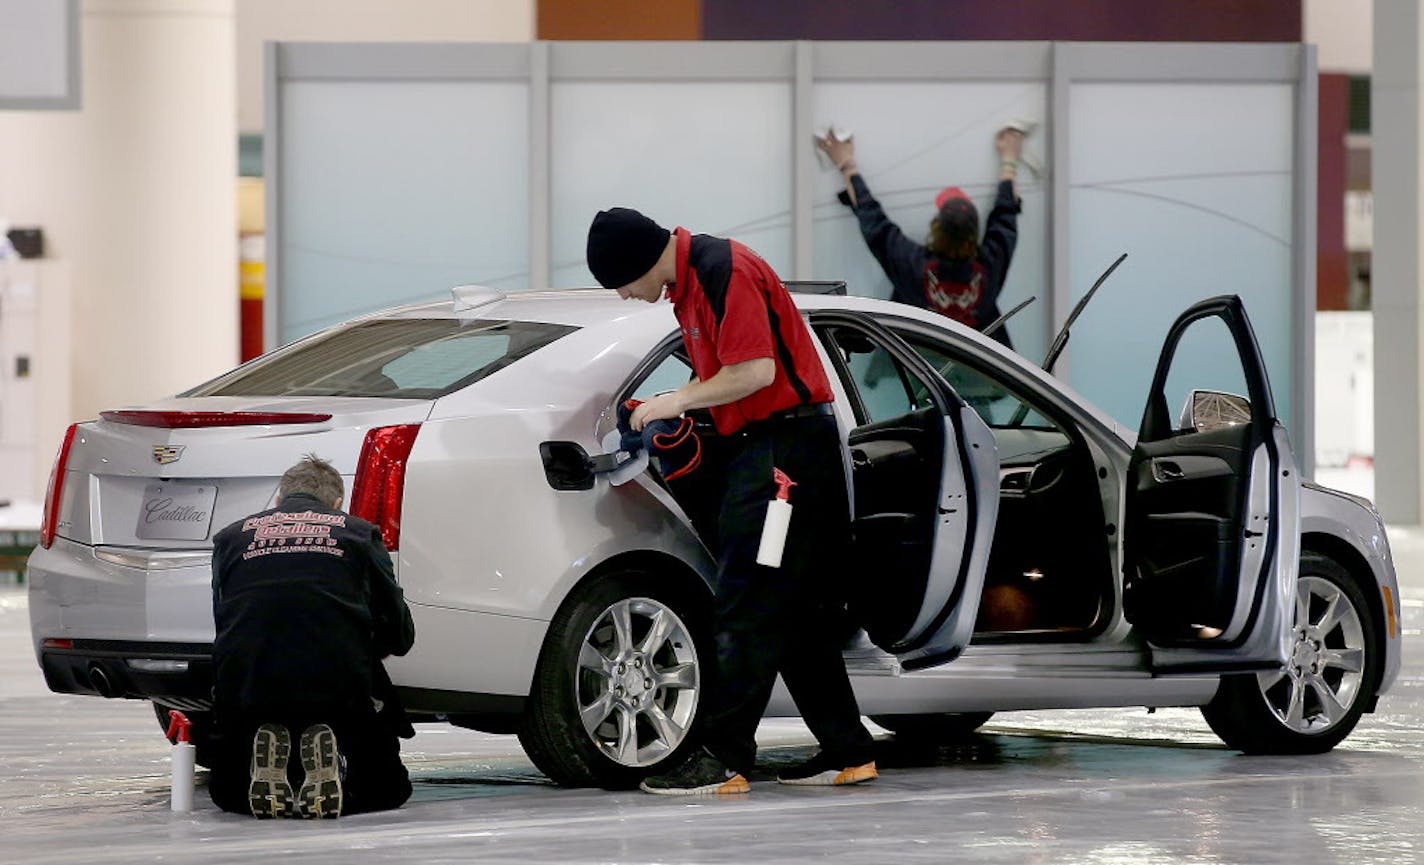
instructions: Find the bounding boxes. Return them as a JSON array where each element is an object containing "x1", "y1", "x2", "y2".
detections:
[
  {"x1": 870, "y1": 712, "x2": 994, "y2": 741},
  {"x1": 1202, "y1": 553, "x2": 1378, "y2": 754},
  {"x1": 519, "y1": 571, "x2": 708, "y2": 788}
]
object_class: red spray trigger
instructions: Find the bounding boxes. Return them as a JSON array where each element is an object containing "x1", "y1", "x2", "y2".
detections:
[
  {"x1": 165, "y1": 710, "x2": 192, "y2": 744},
  {"x1": 772, "y1": 467, "x2": 796, "y2": 501}
]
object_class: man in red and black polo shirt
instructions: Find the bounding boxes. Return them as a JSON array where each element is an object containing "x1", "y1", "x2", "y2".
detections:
[{"x1": 586, "y1": 207, "x2": 877, "y2": 795}]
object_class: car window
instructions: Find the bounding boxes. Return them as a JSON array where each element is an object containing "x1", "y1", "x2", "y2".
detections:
[
  {"x1": 900, "y1": 335, "x2": 1059, "y2": 431},
  {"x1": 822, "y1": 326, "x2": 929, "y2": 425},
  {"x1": 184, "y1": 319, "x2": 577, "y2": 399},
  {"x1": 1161, "y1": 315, "x2": 1252, "y2": 432},
  {"x1": 631, "y1": 350, "x2": 694, "y2": 402}
]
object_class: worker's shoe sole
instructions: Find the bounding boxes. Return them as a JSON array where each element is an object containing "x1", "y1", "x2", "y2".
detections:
[
  {"x1": 248, "y1": 724, "x2": 296, "y2": 818},
  {"x1": 638, "y1": 750, "x2": 750, "y2": 796},
  {"x1": 777, "y1": 760, "x2": 878, "y2": 787},
  {"x1": 297, "y1": 724, "x2": 343, "y2": 818},
  {"x1": 638, "y1": 773, "x2": 750, "y2": 796}
]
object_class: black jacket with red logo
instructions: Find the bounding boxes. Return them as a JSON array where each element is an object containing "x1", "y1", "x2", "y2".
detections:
[
  {"x1": 211, "y1": 493, "x2": 415, "y2": 720},
  {"x1": 838, "y1": 175, "x2": 1020, "y2": 350}
]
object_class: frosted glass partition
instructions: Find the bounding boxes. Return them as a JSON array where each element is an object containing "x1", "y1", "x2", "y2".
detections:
[
  {"x1": 268, "y1": 42, "x2": 1313, "y2": 466},
  {"x1": 279, "y1": 81, "x2": 530, "y2": 345},
  {"x1": 1066, "y1": 83, "x2": 1295, "y2": 432},
  {"x1": 550, "y1": 82, "x2": 793, "y2": 287},
  {"x1": 812, "y1": 82, "x2": 1049, "y2": 357}
]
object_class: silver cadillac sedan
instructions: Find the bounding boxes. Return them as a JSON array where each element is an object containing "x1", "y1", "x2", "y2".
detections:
[{"x1": 27, "y1": 284, "x2": 1401, "y2": 788}]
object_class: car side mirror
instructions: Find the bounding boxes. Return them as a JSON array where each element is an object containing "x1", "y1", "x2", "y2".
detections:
[{"x1": 1178, "y1": 389, "x2": 1252, "y2": 434}]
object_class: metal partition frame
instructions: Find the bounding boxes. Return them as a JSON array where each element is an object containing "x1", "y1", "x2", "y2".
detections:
[
  {"x1": 266, "y1": 40, "x2": 1315, "y2": 471},
  {"x1": 0, "y1": 0, "x2": 80, "y2": 110}
]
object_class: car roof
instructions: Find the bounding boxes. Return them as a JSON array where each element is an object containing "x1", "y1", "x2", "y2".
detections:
[
  {"x1": 368, "y1": 285, "x2": 1133, "y2": 442},
  {"x1": 375, "y1": 286, "x2": 979, "y2": 333},
  {"x1": 377, "y1": 289, "x2": 653, "y2": 329}
]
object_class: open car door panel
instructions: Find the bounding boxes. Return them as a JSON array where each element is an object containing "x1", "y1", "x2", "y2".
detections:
[
  {"x1": 811, "y1": 312, "x2": 1000, "y2": 672},
  {"x1": 1124, "y1": 296, "x2": 1299, "y2": 673}
]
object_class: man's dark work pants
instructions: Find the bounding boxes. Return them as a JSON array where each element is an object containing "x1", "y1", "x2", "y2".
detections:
[
  {"x1": 208, "y1": 709, "x2": 411, "y2": 816},
  {"x1": 702, "y1": 412, "x2": 874, "y2": 776}
]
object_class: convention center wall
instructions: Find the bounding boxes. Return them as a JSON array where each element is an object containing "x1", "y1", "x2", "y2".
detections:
[{"x1": 265, "y1": 40, "x2": 1315, "y2": 460}]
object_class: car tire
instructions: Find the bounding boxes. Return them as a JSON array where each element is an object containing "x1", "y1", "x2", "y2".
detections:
[
  {"x1": 518, "y1": 570, "x2": 710, "y2": 788},
  {"x1": 1201, "y1": 552, "x2": 1379, "y2": 755},
  {"x1": 151, "y1": 702, "x2": 216, "y2": 769},
  {"x1": 870, "y1": 712, "x2": 995, "y2": 740}
]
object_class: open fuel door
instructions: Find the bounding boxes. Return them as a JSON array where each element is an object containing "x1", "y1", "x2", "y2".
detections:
[
  {"x1": 811, "y1": 312, "x2": 999, "y2": 672},
  {"x1": 1125, "y1": 296, "x2": 1300, "y2": 672}
]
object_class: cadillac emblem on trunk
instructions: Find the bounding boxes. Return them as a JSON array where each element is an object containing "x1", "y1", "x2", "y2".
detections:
[{"x1": 152, "y1": 445, "x2": 185, "y2": 465}]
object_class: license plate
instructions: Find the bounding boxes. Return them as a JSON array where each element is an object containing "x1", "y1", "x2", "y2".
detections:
[{"x1": 135, "y1": 482, "x2": 218, "y2": 541}]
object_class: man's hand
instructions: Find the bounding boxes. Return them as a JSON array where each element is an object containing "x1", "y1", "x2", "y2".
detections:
[
  {"x1": 995, "y1": 128, "x2": 1025, "y2": 161},
  {"x1": 631, "y1": 391, "x2": 683, "y2": 431},
  {"x1": 815, "y1": 131, "x2": 857, "y2": 172},
  {"x1": 632, "y1": 358, "x2": 775, "y2": 431}
]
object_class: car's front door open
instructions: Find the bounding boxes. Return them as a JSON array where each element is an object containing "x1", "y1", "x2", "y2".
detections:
[
  {"x1": 811, "y1": 313, "x2": 1000, "y2": 671},
  {"x1": 1124, "y1": 296, "x2": 1299, "y2": 673}
]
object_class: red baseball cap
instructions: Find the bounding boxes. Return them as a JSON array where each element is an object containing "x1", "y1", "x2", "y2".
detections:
[{"x1": 934, "y1": 186, "x2": 971, "y2": 210}]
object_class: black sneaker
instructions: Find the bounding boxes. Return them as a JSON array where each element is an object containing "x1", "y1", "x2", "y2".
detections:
[
  {"x1": 777, "y1": 752, "x2": 878, "y2": 786},
  {"x1": 248, "y1": 723, "x2": 296, "y2": 818},
  {"x1": 296, "y1": 724, "x2": 344, "y2": 818},
  {"x1": 639, "y1": 749, "x2": 750, "y2": 796}
]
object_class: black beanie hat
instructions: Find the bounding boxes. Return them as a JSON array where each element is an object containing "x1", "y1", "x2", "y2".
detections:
[{"x1": 586, "y1": 207, "x2": 671, "y2": 289}]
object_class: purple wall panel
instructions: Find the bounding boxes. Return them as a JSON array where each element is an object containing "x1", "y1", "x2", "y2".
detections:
[{"x1": 702, "y1": 0, "x2": 1301, "y2": 42}]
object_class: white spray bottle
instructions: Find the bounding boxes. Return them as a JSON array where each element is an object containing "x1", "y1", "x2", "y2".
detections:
[
  {"x1": 165, "y1": 710, "x2": 196, "y2": 812},
  {"x1": 755, "y1": 467, "x2": 797, "y2": 568}
]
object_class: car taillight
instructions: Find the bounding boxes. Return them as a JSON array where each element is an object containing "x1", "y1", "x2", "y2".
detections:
[
  {"x1": 40, "y1": 424, "x2": 78, "y2": 549},
  {"x1": 350, "y1": 424, "x2": 420, "y2": 552},
  {"x1": 99, "y1": 410, "x2": 332, "y2": 428}
]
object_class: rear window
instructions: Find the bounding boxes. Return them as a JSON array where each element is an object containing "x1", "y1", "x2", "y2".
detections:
[{"x1": 184, "y1": 319, "x2": 578, "y2": 399}]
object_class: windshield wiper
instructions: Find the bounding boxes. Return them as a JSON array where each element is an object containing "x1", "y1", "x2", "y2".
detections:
[
  {"x1": 1041, "y1": 253, "x2": 1127, "y2": 375},
  {"x1": 982, "y1": 296, "x2": 1035, "y2": 339}
]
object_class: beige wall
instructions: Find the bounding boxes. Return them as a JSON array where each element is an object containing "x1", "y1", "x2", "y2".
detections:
[
  {"x1": 1305, "y1": 0, "x2": 1372, "y2": 74},
  {"x1": 0, "y1": 0, "x2": 237, "y2": 425},
  {"x1": 236, "y1": 0, "x2": 535, "y2": 133}
]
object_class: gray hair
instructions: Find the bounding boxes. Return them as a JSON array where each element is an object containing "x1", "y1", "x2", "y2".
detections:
[{"x1": 278, "y1": 454, "x2": 344, "y2": 506}]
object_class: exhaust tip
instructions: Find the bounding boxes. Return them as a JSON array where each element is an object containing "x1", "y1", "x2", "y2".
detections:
[{"x1": 88, "y1": 663, "x2": 116, "y2": 698}]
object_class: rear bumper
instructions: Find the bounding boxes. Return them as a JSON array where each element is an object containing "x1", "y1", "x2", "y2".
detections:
[
  {"x1": 27, "y1": 536, "x2": 216, "y2": 648},
  {"x1": 39, "y1": 639, "x2": 214, "y2": 709}
]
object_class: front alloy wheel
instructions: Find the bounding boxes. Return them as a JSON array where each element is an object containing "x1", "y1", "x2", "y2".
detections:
[
  {"x1": 520, "y1": 571, "x2": 708, "y2": 787},
  {"x1": 1258, "y1": 575, "x2": 1368, "y2": 734},
  {"x1": 1202, "y1": 553, "x2": 1378, "y2": 754}
]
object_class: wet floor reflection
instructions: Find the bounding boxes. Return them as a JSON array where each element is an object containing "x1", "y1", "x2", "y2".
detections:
[{"x1": 6, "y1": 561, "x2": 1424, "y2": 865}]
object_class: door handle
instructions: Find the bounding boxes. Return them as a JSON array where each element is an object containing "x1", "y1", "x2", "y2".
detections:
[{"x1": 1152, "y1": 460, "x2": 1185, "y2": 483}]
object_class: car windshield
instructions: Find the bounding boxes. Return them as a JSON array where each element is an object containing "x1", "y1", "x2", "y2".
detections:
[{"x1": 184, "y1": 318, "x2": 578, "y2": 399}]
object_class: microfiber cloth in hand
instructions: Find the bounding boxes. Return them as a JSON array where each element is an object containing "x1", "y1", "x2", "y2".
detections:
[
  {"x1": 616, "y1": 399, "x2": 647, "y2": 453},
  {"x1": 646, "y1": 416, "x2": 701, "y2": 480},
  {"x1": 616, "y1": 399, "x2": 701, "y2": 480}
]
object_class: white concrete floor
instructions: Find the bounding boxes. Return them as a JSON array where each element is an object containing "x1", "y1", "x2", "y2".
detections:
[{"x1": 2, "y1": 531, "x2": 1423, "y2": 864}]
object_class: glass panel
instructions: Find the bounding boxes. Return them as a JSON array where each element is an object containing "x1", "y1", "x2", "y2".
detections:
[
  {"x1": 631, "y1": 350, "x2": 694, "y2": 402},
  {"x1": 1163, "y1": 316, "x2": 1252, "y2": 432},
  {"x1": 550, "y1": 81, "x2": 793, "y2": 287},
  {"x1": 280, "y1": 81, "x2": 530, "y2": 345},
  {"x1": 1067, "y1": 83, "x2": 1293, "y2": 431},
  {"x1": 811, "y1": 82, "x2": 1050, "y2": 359},
  {"x1": 825, "y1": 328, "x2": 920, "y2": 424},
  {"x1": 903, "y1": 337, "x2": 1056, "y2": 431},
  {"x1": 186, "y1": 319, "x2": 576, "y2": 400}
]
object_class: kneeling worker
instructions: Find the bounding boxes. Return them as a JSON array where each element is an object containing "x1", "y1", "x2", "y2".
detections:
[
  {"x1": 587, "y1": 207, "x2": 878, "y2": 794},
  {"x1": 208, "y1": 454, "x2": 416, "y2": 818}
]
